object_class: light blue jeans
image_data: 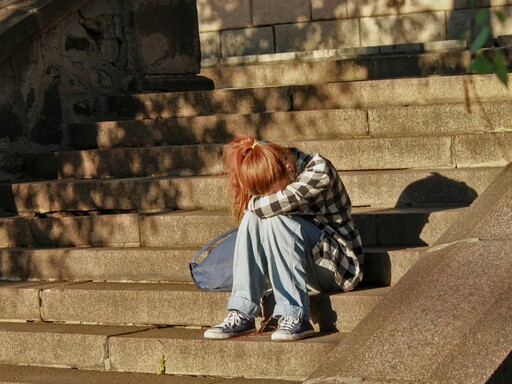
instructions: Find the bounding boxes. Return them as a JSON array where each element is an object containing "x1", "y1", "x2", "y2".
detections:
[{"x1": 227, "y1": 211, "x2": 340, "y2": 320}]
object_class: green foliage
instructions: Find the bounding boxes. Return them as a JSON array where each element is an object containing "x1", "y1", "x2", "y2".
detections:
[
  {"x1": 467, "y1": 6, "x2": 509, "y2": 87},
  {"x1": 157, "y1": 355, "x2": 166, "y2": 375}
]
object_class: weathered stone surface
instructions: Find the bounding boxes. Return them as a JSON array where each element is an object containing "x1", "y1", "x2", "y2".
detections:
[
  {"x1": 305, "y1": 162, "x2": 512, "y2": 384},
  {"x1": 311, "y1": 0, "x2": 348, "y2": 20},
  {"x1": 436, "y1": 162, "x2": 512, "y2": 243},
  {"x1": 0, "y1": 215, "x2": 33, "y2": 248},
  {"x1": 221, "y1": 26, "x2": 274, "y2": 57},
  {"x1": 0, "y1": 364, "x2": 301, "y2": 384},
  {"x1": 38, "y1": 280, "x2": 386, "y2": 331},
  {"x1": 275, "y1": 19, "x2": 360, "y2": 53},
  {"x1": 140, "y1": 207, "x2": 463, "y2": 249},
  {"x1": 3, "y1": 166, "x2": 499, "y2": 214},
  {"x1": 369, "y1": 100, "x2": 512, "y2": 137},
  {"x1": 109, "y1": 327, "x2": 341, "y2": 380},
  {"x1": 455, "y1": 132, "x2": 512, "y2": 168},
  {"x1": 201, "y1": 47, "x2": 479, "y2": 88},
  {"x1": 0, "y1": 247, "x2": 193, "y2": 283},
  {"x1": 197, "y1": 0, "x2": 252, "y2": 32},
  {"x1": 361, "y1": 12, "x2": 446, "y2": 46},
  {"x1": 0, "y1": 281, "x2": 51, "y2": 321},
  {"x1": 0, "y1": 323, "x2": 148, "y2": 369},
  {"x1": 0, "y1": 0, "x2": 202, "y2": 176},
  {"x1": 252, "y1": 0, "x2": 310, "y2": 25},
  {"x1": 110, "y1": 74, "x2": 512, "y2": 119},
  {"x1": 123, "y1": 0, "x2": 200, "y2": 75},
  {"x1": 70, "y1": 109, "x2": 368, "y2": 149},
  {"x1": 28, "y1": 214, "x2": 140, "y2": 247}
]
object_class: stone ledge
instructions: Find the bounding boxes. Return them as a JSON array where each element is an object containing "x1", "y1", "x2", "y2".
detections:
[{"x1": 202, "y1": 39, "x2": 468, "y2": 68}]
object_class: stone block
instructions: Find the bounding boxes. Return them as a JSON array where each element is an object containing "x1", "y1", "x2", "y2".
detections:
[
  {"x1": 199, "y1": 31, "x2": 221, "y2": 60},
  {"x1": 455, "y1": 132, "x2": 512, "y2": 168},
  {"x1": 0, "y1": 323, "x2": 147, "y2": 369},
  {"x1": 0, "y1": 217, "x2": 34, "y2": 248},
  {"x1": 296, "y1": 136, "x2": 454, "y2": 171},
  {"x1": 361, "y1": 11, "x2": 446, "y2": 47},
  {"x1": 368, "y1": 101, "x2": 512, "y2": 137},
  {"x1": 252, "y1": 0, "x2": 311, "y2": 26},
  {"x1": 221, "y1": 26, "x2": 274, "y2": 57},
  {"x1": 0, "y1": 281, "x2": 49, "y2": 321},
  {"x1": 275, "y1": 19, "x2": 360, "y2": 52},
  {"x1": 28, "y1": 214, "x2": 141, "y2": 247},
  {"x1": 39, "y1": 282, "x2": 229, "y2": 326},
  {"x1": 491, "y1": 5, "x2": 512, "y2": 37},
  {"x1": 347, "y1": 0, "x2": 453, "y2": 17},
  {"x1": 0, "y1": 247, "x2": 193, "y2": 282},
  {"x1": 109, "y1": 327, "x2": 340, "y2": 379},
  {"x1": 140, "y1": 210, "x2": 234, "y2": 247},
  {"x1": 124, "y1": 0, "x2": 201, "y2": 75},
  {"x1": 311, "y1": 0, "x2": 348, "y2": 20},
  {"x1": 197, "y1": 0, "x2": 252, "y2": 32}
]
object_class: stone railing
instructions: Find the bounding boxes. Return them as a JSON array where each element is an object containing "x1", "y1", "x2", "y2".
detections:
[
  {"x1": 197, "y1": 0, "x2": 512, "y2": 64},
  {"x1": 0, "y1": 0, "x2": 201, "y2": 179}
]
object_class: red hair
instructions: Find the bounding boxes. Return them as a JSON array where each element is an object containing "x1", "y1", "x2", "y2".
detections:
[{"x1": 223, "y1": 135, "x2": 290, "y2": 221}]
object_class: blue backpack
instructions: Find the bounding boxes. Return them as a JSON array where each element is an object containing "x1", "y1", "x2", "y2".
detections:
[{"x1": 189, "y1": 228, "x2": 237, "y2": 291}]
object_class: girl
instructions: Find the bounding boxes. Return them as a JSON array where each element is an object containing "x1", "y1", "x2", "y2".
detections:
[{"x1": 204, "y1": 135, "x2": 363, "y2": 341}]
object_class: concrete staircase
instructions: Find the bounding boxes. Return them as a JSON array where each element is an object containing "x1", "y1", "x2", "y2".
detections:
[{"x1": 0, "y1": 44, "x2": 511, "y2": 383}]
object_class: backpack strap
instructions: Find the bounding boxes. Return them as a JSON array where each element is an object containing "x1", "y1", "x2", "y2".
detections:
[{"x1": 190, "y1": 227, "x2": 238, "y2": 264}]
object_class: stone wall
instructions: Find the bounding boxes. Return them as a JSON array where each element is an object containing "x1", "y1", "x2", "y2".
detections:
[
  {"x1": 0, "y1": 0, "x2": 200, "y2": 180},
  {"x1": 198, "y1": 0, "x2": 512, "y2": 64}
]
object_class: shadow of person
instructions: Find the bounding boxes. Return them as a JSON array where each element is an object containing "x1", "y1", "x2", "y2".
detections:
[
  {"x1": 362, "y1": 172, "x2": 479, "y2": 286},
  {"x1": 395, "y1": 172, "x2": 479, "y2": 209}
]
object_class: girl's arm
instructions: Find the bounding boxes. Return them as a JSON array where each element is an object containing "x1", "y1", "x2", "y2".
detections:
[{"x1": 247, "y1": 154, "x2": 333, "y2": 218}]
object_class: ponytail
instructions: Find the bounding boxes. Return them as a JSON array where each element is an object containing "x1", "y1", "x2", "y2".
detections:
[{"x1": 223, "y1": 135, "x2": 290, "y2": 221}]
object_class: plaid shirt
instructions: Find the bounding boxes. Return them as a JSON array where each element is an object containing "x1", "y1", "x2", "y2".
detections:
[{"x1": 247, "y1": 149, "x2": 363, "y2": 291}]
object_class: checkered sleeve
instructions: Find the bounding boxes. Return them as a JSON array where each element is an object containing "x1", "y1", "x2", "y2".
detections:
[{"x1": 247, "y1": 154, "x2": 332, "y2": 218}]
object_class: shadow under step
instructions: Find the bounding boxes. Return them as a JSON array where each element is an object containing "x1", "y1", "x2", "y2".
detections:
[
  {"x1": 0, "y1": 364, "x2": 301, "y2": 384},
  {"x1": 0, "y1": 322, "x2": 341, "y2": 381}
]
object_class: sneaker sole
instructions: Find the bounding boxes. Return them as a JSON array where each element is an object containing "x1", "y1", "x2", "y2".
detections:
[
  {"x1": 271, "y1": 329, "x2": 315, "y2": 342},
  {"x1": 204, "y1": 328, "x2": 256, "y2": 340}
]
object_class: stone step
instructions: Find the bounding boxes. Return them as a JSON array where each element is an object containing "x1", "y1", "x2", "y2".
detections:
[
  {"x1": 0, "y1": 365, "x2": 300, "y2": 384},
  {"x1": 28, "y1": 132, "x2": 512, "y2": 180},
  {"x1": 0, "y1": 167, "x2": 500, "y2": 215},
  {"x1": 70, "y1": 101, "x2": 512, "y2": 149},
  {"x1": 0, "y1": 281, "x2": 389, "y2": 332},
  {"x1": 140, "y1": 207, "x2": 464, "y2": 249},
  {"x1": 0, "y1": 364, "x2": 301, "y2": 384},
  {"x1": 0, "y1": 322, "x2": 341, "y2": 380},
  {"x1": 200, "y1": 43, "x2": 484, "y2": 89},
  {"x1": 0, "y1": 246, "x2": 426, "y2": 287},
  {"x1": 0, "y1": 205, "x2": 464, "y2": 249},
  {"x1": 106, "y1": 73, "x2": 512, "y2": 120}
]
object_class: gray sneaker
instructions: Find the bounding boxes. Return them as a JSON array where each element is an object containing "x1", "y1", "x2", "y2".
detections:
[
  {"x1": 204, "y1": 310, "x2": 256, "y2": 339},
  {"x1": 271, "y1": 316, "x2": 315, "y2": 341}
]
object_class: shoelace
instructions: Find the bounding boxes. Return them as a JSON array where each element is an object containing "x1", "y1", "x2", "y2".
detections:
[
  {"x1": 277, "y1": 316, "x2": 300, "y2": 331},
  {"x1": 218, "y1": 310, "x2": 242, "y2": 330}
]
